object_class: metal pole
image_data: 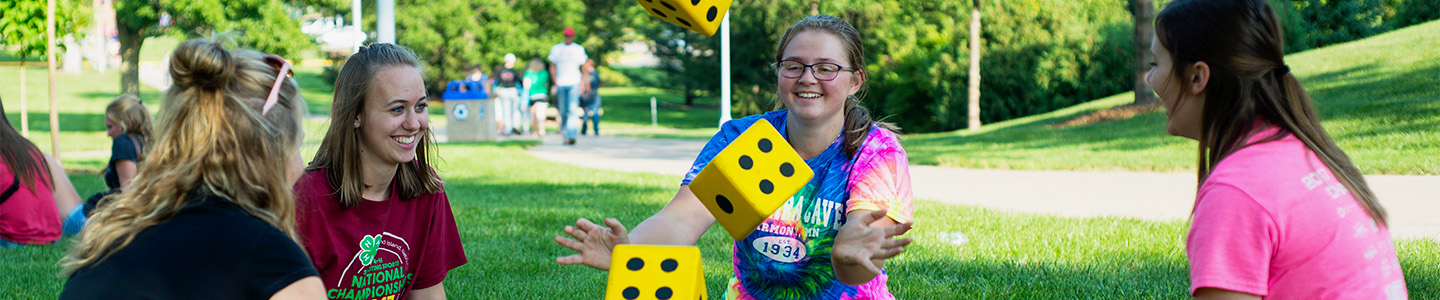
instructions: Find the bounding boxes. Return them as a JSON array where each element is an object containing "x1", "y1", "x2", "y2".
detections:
[
  {"x1": 651, "y1": 97, "x2": 658, "y2": 128},
  {"x1": 377, "y1": 0, "x2": 395, "y2": 44},
  {"x1": 47, "y1": 0, "x2": 61, "y2": 161},
  {"x1": 719, "y1": 14, "x2": 731, "y2": 126}
]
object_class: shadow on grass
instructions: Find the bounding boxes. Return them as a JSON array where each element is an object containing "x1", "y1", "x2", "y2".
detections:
[
  {"x1": 1306, "y1": 63, "x2": 1440, "y2": 139},
  {"x1": 4, "y1": 112, "x2": 107, "y2": 132},
  {"x1": 889, "y1": 255, "x2": 1189, "y2": 299}
]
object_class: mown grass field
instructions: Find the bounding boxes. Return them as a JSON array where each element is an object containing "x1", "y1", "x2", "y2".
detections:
[
  {"x1": 2, "y1": 22, "x2": 1437, "y2": 299},
  {"x1": 901, "y1": 20, "x2": 1440, "y2": 175},
  {"x1": 1, "y1": 143, "x2": 1436, "y2": 298}
]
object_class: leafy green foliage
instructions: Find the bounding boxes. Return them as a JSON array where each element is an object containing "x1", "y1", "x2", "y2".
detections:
[
  {"x1": 719, "y1": 0, "x2": 1135, "y2": 132},
  {"x1": 633, "y1": 13, "x2": 721, "y2": 106},
  {"x1": 113, "y1": 0, "x2": 311, "y2": 94},
  {"x1": 1389, "y1": 0, "x2": 1440, "y2": 28},
  {"x1": 0, "y1": 0, "x2": 84, "y2": 61}
]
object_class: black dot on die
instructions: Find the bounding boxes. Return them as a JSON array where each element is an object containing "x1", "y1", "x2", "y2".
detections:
[
  {"x1": 780, "y1": 162, "x2": 795, "y2": 177},
  {"x1": 760, "y1": 180, "x2": 774, "y2": 194},
  {"x1": 623, "y1": 286, "x2": 640, "y2": 299},
  {"x1": 715, "y1": 195, "x2": 734, "y2": 214},
  {"x1": 661, "y1": 1, "x2": 676, "y2": 11},
  {"x1": 707, "y1": 6, "x2": 718, "y2": 22},
  {"x1": 651, "y1": 8, "x2": 668, "y2": 18},
  {"x1": 675, "y1": 17, "x2": 692, "y2": 27},
  {"x1": 691, "y1": 0, "x2": 700, "y2": 5},
  {"x1": 626, "y1": 257, "x2": 644, "y2": 271},
  {"x1": 758, "y1": 138, "x2": 773, "y2": 153},
  {"x1": 739, "y1": 155, "x2": 753, "y2": 170},
  {"x1": 656, "y1": 287, "x2": 674, "y2": 299},
  {"x1": 661, "y1": 258, "x2": 678, "y2": 272}
]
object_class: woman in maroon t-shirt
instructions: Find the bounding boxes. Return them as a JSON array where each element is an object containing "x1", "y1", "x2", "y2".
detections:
[{"x1": 296, "y1": 43, "x2": 467, "y2": 300}]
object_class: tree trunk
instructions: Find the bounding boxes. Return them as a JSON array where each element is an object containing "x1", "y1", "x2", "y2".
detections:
[
  {"x1": 684, "y1": 82, "x2": 695, "y2": 106},
  {"x1": 118, "y1": 20, "x2": 144, "y2": 95},
  {"x1": 967, "y1": 0, "x2": 982, "y2": 131},
  {"x1": 19, "y1": 59, "x2": 28, "y2": 137},
  {"x1": 1131, "y1": 0, "x2": 1157, "y2": 105}
]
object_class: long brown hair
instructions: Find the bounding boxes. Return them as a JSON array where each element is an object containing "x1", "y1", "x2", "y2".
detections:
[
  {"x1": 105, "y1": 94, "x2": 153, "y2": 162},
  {"x1": 772, "y1": 15, "x2": 898, "y2": 157},
  {"x1": 308, "y1": 43, "x2": 441, "y2": 208},
  {"x1": 63, "y1": 39, "x2": 307, "y2": 273},
  {"x1": 1156, "y1": 0, "x2": 1385, "y2": 224},
  {"x1": 0, "y1": 98, "x2": 51, "y2": 191}
]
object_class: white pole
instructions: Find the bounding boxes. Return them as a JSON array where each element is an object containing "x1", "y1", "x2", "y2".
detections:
[
  {"x1": 352, "y1": 0, "x2": 362, "y2": 53},
  {"x1": 651, "y1": 97, "x2": 658, "y2": 128},
  {"x1": 377, "y1": 0, "x2": 395, "y2": 44},
  {"x1": 719, "y1": 14, "x2": 731, "y2": 126}
]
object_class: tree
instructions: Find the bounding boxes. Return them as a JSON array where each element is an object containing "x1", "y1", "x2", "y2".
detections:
[
  {"x1": 636, "y1": 23, "x2": 720, "y2": 106},
  {"x1": 0, "y1": 0, "x2": 81, "y2": 136},
  {"x1": 115, "y1": 0, "x2": 311, "y2": 95},
  {"x1": 579, "y1": 0, "x2": 643, "y2": 67},
  {"x1": 1130, "y1": 0, "x2": 1156, "y2": 105}
]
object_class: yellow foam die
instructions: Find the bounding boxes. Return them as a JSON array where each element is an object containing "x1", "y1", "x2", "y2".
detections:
[
  {"x1": 635, "y1": 0, "x2": 733, "y2": 36},
  {"x1": 605, "y1": 245, "x2": 706, "y2": 300},
  {"x1": 689, "y1": 119, "x2": 815, "y2": 240}
]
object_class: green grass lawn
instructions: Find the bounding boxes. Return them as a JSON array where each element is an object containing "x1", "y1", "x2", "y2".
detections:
[
  {"x1": 902, "y1": 20, "x2": 1440, "y2": 175},
  {"x1": 593, "y1": 87, "x2": 723, "y2": 135},
  {"x1": 1, "y1": 142, "x2": 1436, "y2": 298}
]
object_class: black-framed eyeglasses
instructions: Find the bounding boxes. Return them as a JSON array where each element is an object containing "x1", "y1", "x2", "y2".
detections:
[{"x1": 775, "y1": 60, "x2": 857, "y2": 81}]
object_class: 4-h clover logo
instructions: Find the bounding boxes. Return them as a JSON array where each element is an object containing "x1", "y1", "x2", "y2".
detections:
[{"x1": 358, "y1": 234, "x2": 382, "y2": 265}]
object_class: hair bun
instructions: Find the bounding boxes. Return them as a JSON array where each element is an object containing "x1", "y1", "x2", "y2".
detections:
[{"x1": 169, "y1": 40, "x2": 236, "y2": 90}]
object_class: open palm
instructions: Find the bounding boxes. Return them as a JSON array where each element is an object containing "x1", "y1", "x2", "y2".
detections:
[{"x1": 554, "y1": 217, "x2": 631, "y2": 271}]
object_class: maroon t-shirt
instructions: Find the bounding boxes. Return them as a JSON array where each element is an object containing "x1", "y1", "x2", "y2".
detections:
[{"x1": 295, "y1": 169, "x2": 467, "y2": 300}]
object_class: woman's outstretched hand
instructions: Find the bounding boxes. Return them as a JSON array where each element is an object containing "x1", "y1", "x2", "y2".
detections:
[
  {"x1": 555, "y1": 217, "x2": 631, "y2": 271},
  {"x1": 831, "y1": 209, "x2": 914, "y2": 285}
]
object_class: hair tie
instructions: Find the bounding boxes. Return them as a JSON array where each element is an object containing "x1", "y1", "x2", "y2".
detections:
[{"x1": 1276, "y1": 65, "x2": 1290, "y2": 76}]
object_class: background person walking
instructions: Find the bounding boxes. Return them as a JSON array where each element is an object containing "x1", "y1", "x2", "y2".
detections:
[{"x1": 548, "y1": 27, "x2": 588, "y2": 145}]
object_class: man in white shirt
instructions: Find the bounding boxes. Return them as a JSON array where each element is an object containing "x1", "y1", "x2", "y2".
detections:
[{"x1": 548, "y1": 27, "x2": 588, "y2": 145}]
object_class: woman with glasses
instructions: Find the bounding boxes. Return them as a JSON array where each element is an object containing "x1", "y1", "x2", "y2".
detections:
[
  {"x1": 294, "y1": 43, "x2": 466, "y2": 300},
  {"x1": 555, "y1": 15, "x2": 915, "y2": 299},
  {"x1": 59, "y1": 39, "x2": 322, "y2": 299}
]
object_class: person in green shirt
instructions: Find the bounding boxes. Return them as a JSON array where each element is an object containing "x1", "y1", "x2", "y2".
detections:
[{"x1": 523, "y1": 58, "x2": 552, "y2": 137}]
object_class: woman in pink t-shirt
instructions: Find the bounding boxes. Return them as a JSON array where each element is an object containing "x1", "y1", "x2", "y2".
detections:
[
  {"x1": 0, "y1": 98, "x2": 82, "y2": 247},
  {"x1": 296, "y1": 43, "x2": 467, "y2": 300},
  {"x1": 1147, "y1": 0, "x2": 1409, "y2": 299}
]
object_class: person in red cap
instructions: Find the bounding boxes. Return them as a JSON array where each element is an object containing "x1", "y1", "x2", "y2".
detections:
[{"x1": 549, "y1": 27, "x2": 588, "y2": 145}]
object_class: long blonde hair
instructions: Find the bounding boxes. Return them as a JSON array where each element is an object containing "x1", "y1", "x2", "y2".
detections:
[
  {"x1": 62, "y1": 39, "x2": 306, "y2": 274},
  {"x1": 104, "y1": 94, "x2": 153, "y2": 162},
  {"x1": 308, "y1": 43, "x2": 441, "y2": 208}
]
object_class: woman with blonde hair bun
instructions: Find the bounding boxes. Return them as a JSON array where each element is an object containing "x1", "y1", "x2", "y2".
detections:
[{"x1": 59, "y1": 39, "x2": 323, "y2": 299}]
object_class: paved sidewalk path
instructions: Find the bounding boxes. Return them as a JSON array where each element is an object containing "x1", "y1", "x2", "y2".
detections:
[{"x1": 528, "y1": 135, "x2": 1440, "y2": 240}]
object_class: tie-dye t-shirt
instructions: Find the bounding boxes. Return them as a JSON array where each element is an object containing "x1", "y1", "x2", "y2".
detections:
[{"x1": 682, "y1": 110, "x2": 914, "y2": 300}]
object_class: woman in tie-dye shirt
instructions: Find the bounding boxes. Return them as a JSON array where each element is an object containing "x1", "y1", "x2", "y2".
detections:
[{"x1": 555, "y1": 15, "x2": 915, "y2": 300}]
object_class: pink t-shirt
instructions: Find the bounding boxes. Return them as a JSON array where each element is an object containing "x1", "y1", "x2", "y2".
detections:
[
  {"x1": 295, "y1": 169, "x2": 468, "y2": 300},
  {"x1": 1188, "y1": 125, "x2": 1408, "y2": 299},
  {"x1": 0, "y1": 153, "x2": 60, "y2": 245}
]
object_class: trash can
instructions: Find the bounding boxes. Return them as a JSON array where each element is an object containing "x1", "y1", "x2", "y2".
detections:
[{"x1": 442, "y1": 80, "x2": 496, "y2": 142}]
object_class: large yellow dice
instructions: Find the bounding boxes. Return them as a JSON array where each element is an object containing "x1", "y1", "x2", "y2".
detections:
[
  {"x1": 606, "y1": 245, "x2": 706, "y2": 300},
  {"x1": 689, "y1": 119, "x2": 815, "y2": 240},
  {"x1": 635, "y1": 0, "x2": 732, "y2": 36}
]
